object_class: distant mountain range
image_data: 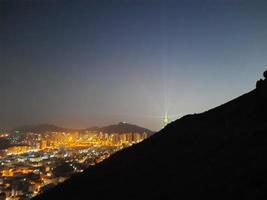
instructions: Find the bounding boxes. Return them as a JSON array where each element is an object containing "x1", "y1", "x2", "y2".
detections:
[
  {"x1": 13, "y1": 124, "x2": 74, "y2": 133},
  {"x1": 14, "y1": 122, "x2": 154, "y2": 135},
  {"x1": 33, "y1": 71, "x2": 267, "y2": 199},
  {"x1": 85, "y1": 122, "x2": 154, "y2": 135}
]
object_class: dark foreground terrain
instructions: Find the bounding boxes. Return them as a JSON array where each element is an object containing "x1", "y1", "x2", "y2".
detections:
[{"x1": 34, "y1": 73, "x2": 267, "y2": 200}]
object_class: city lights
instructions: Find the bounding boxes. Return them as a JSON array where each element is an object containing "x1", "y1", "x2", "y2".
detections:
[{"x1": 0, "y1": 129, "x2": 149, "y2": 200}]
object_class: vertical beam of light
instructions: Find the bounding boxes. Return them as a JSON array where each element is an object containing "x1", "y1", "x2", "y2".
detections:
[{"x1": 160, "y1": 1, "x2": 169, "y2": 121}]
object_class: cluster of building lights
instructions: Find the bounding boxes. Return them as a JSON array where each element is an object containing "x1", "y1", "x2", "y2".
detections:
[{"x1": 0, "y1": 130, "x2": 149, "y2": 200}]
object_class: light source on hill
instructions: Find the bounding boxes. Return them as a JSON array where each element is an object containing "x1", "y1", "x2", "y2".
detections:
[{"x1": 163, "y1": 115, "x2": 169, "y2": 128}]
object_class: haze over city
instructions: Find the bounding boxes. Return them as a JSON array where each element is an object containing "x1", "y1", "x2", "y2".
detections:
[{"x1": 1, "y1": 0, "x2": 267, "y2": 131}]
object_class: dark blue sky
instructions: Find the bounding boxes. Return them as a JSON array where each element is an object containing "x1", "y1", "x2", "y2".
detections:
[{"x1": 1, "y1": 0, "x2": 267, "y2": 130}]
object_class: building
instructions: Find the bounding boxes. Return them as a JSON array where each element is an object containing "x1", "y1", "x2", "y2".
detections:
[{"x1": 0, "y1": 192, "x2": 6, "y2": 200}]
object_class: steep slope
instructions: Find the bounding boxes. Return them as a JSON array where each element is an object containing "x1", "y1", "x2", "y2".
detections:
[{"x1": 34, "y1": 75, "x2": 267, "y2": 200}]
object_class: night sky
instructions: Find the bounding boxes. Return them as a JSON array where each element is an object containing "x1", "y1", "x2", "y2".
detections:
[{"x1": 1, "y1": 0, "x2": 267, "y2": 131}]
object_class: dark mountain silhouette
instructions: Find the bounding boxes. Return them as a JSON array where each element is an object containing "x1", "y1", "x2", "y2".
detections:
[
  {"x1": 85, "y1": 122, "x2": 154, "y2": 135},
  {"x1": 14, "y1": 122, "x2": 153, "y2": 135},
  {"x1": 13, "y1": 124, "x2": 75, "y2": 133},
  {"x1": 34, "y1": 71, "x2": 267, "y2": 200}
]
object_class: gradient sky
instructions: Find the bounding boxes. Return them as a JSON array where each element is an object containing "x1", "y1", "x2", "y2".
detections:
[{"x1": 1, "y1": 0, "x2": 267, "y2": 131}]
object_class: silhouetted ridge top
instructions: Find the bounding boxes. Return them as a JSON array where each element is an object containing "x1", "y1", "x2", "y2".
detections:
[
  {"x1": 34, "y1": 70, "x2": 267, "y2": 200},
  {"x1": 14, "y1": 122, "x2": 153, "y2": 135},
  {"x1": 14, "y1": 124, "x2": 72, "y2": 133},
  {"x1": 86, "y1": 122, "x2": 154, "y2": 134},
  {"x1": 256, "y1": 70, "x2": 267, "y2": 89}
]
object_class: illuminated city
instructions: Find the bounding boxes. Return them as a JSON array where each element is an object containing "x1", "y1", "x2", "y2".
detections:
[
  {"x1": 0, "y1": 125, "x2": 150, "y2": 200},
  {"x1": 2, "y1": 0, "x2": 267, "y2": 199}
]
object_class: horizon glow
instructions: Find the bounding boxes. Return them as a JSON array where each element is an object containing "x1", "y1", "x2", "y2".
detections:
[{"x1": 1, "y1": 0, "x2": 267, "y2": 131}]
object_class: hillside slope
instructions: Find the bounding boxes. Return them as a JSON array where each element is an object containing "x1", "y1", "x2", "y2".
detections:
[{"x1": 34, "y1": 74, "x2": 267, "y2": 200}]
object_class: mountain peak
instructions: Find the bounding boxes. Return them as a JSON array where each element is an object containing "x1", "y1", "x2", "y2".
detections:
[{"x1": 86, "y1": 122, "x2": 154, "y2": 135}]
